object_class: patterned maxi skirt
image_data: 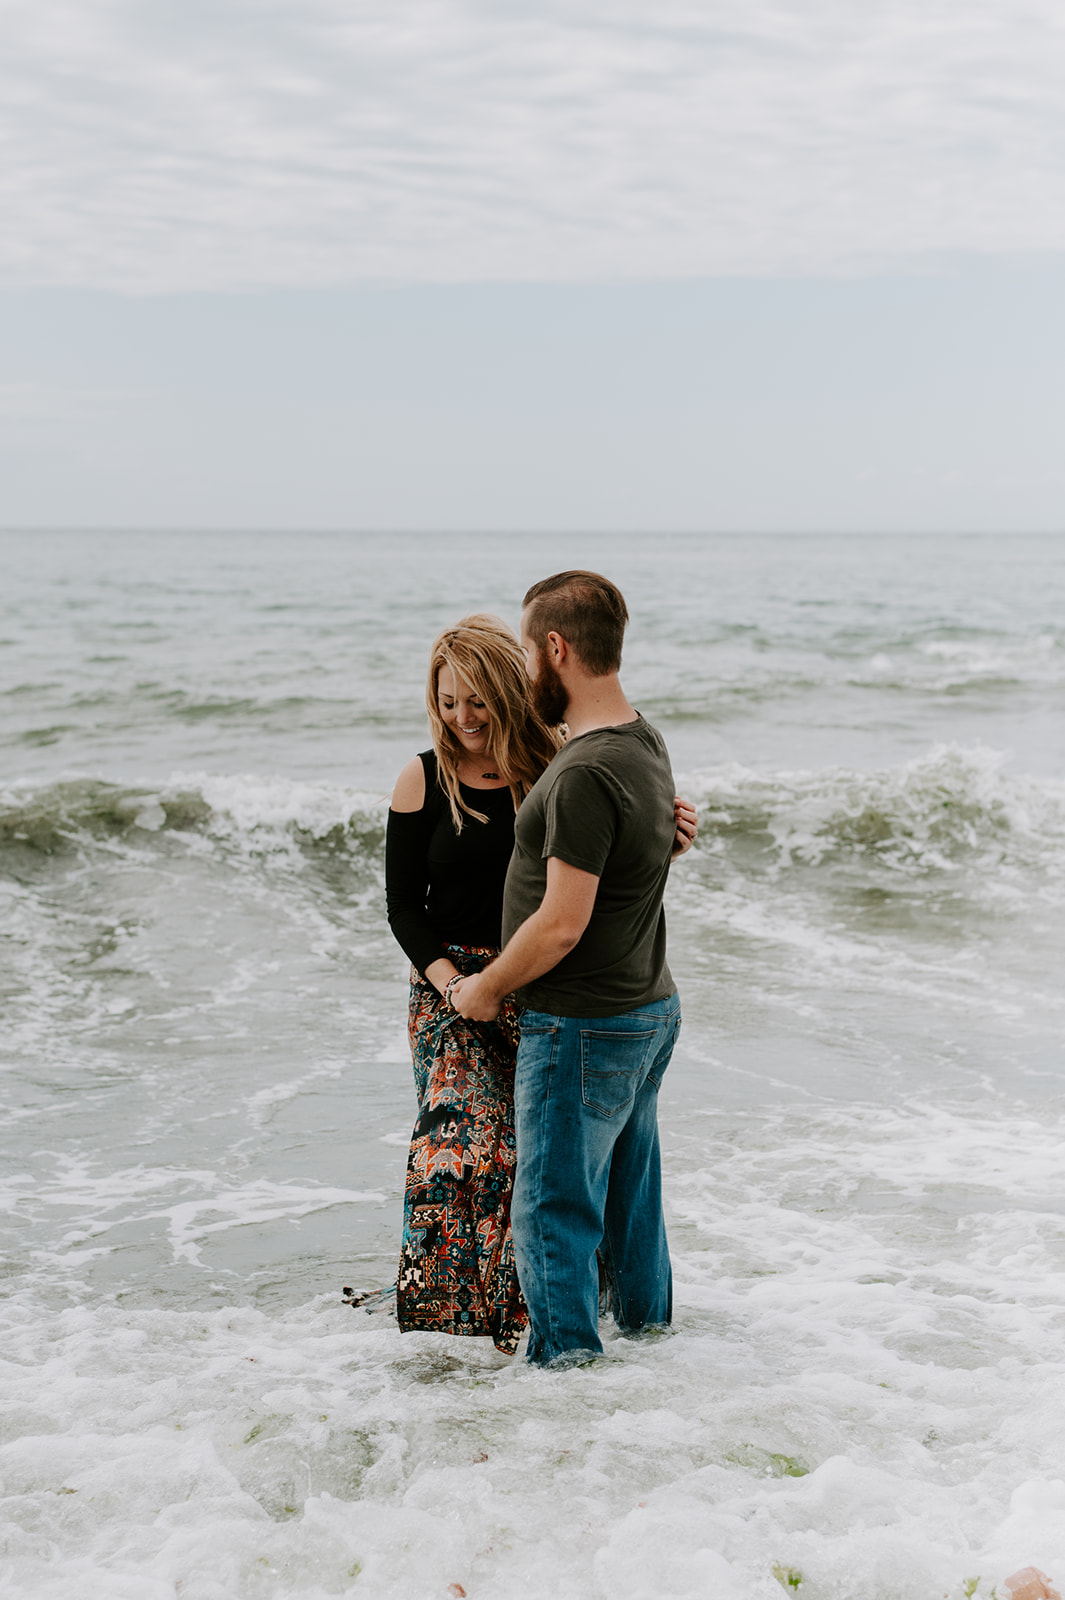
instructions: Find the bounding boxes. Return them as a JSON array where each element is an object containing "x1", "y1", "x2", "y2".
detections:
[{"x1": 397, "y1": 945, "x2": 527, "y2": 1354}]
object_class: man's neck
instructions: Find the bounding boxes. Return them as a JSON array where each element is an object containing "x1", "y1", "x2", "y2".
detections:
[{"x1": 561, "y1": 673, "x2": 638, "y2": 739}]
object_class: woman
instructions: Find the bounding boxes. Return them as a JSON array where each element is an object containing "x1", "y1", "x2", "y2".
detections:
[{"x1": 385, "y1": 615, "x2": 561, "y2": 1353}]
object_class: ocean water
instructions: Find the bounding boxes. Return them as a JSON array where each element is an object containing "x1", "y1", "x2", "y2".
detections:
[{"x1": 2, "y1": 529, "x2": 1065, "y2": 1600}]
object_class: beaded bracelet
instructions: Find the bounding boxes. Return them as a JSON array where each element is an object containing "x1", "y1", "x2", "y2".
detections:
[{"x1": 444, "y1": 973, "x2": 463, "y2": 1008}]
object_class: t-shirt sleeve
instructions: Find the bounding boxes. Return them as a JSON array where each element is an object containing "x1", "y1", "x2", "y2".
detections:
[{"x1": 541, "y1": 765, "x2": 619, "y2": 878}]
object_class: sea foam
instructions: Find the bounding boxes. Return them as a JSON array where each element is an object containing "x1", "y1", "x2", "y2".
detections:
[{"x1": 5, "y1": 1091, "x2": 1065, "y2": 1600}]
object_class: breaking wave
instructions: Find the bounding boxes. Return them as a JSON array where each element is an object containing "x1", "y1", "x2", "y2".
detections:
[
  {"x1": 0, "y1": 773, "x2": 390, "y2": 861},
  {"x1": 3, "y1": 747, "x2": 1064, "y2": 897},
  {"x1": 682, "y1": 744, "x2": 1065, "y2": 884}
]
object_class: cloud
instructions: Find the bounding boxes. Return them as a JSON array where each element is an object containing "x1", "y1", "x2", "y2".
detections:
[{"x1": 2, "y1": 0, "x2": 1065, "y2": 290}]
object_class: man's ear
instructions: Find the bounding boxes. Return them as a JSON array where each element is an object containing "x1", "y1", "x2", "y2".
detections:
[{"x1": 546, "y1": 630, "x2": 567, "y2": 664}]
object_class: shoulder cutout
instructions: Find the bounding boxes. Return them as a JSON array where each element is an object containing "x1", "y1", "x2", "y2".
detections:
[{"x1": 391, "y1": 756, "x2": 427, "y2": 812}]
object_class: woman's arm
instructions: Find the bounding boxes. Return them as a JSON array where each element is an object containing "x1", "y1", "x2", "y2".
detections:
[
  {"x1": 390, "y1": 757, "x2": 426, "y2": 813},
  {"x1": 385, "y1": 757, "x2": 460, "y2": 994}
]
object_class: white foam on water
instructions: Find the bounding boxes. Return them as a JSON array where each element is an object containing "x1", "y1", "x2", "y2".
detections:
[
  {"x1": 0, "y1": 768, "x2": 409, "y2": 1103},
  {"x1": 15, "y1": 746, "x2": 1061, "y2": 899},
  {"x1": 677, "y1": 745, "x2": 1065, "y2": 884},
  {"x1": 914, "y1": 635, "x2": 1064, "y2": 690},
  {"x1": 4, "y1": 1094, "x2": 1065, "y2": 1600},
  {"x1": 170, "y1": 772, "x2": 389, "y2": 849},
  {"x1": 663, "y1": 746, "x2": 1065, "y2": 1080},
  {"x1": 0, "y1": 874, "x2": 141, "y2": 1073},
  {"x1": 4, "y1": 1158, "x2": 385, "y2": 1278},
  {"x1": 243, "y1": 1064, "x2": 346, "y2": 1130},
  {"x1": 158, "y1": 1181, "x2": 387, "y2": 1270}
]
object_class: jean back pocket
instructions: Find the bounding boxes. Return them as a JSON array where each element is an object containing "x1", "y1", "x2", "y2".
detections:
[{"x1": 580, "y1": 1027, "x2": 659, "y2": 1118}]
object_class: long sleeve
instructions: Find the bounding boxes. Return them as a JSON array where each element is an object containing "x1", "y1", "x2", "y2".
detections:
[{"x1": 385, "y1": 805, "x2": 448, "y2": 977}]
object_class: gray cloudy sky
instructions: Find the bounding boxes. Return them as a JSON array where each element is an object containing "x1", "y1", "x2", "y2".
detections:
[{"x1": 2, "y1": 1, "x2": 1064, "y2": 529}]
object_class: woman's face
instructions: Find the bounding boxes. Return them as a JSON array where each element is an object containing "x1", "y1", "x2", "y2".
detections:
[{"x1": 437, "y1": 664, "x2": 492, "y2": 758}]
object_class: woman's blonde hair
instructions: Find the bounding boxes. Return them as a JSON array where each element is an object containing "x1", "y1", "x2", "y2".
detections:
[{"x1": 426, "y1": 613, "x2": 562, "y2": 829}]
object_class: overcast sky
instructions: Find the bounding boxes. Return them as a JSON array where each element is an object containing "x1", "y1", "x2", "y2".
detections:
[{"x1": 2, "y1": 1, "x2": 1064, "y2": 530}]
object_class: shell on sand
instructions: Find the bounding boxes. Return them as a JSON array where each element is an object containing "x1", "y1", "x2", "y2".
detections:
[{"x1": 1003, "y1": 1568, "x2": 1063, "y2": 1600}]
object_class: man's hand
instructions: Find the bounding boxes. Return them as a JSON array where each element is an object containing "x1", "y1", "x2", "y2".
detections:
[
  {"x1": 451, "y1": 857, "x2": 598, "y2": 1017},
  {"x1": 672, "y1": 796, "x2": 698, "y2": 859},
  {"x1": 451, "y1": 970, "x2": 503, "y2": 1022}
]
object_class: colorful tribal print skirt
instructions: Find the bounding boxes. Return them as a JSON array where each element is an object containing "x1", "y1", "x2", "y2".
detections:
[{"x1": 397, "y1": 945, "x2": 527, "y2": 1354}]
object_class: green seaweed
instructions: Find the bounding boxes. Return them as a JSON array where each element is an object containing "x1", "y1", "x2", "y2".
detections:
[{"x1": 727, "y1": 1443, "x2": 811, "y2": 1478}]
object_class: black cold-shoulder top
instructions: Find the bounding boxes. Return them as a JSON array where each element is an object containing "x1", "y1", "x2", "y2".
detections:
[{"x1": 385, "y1": 749, "x2": 517, "y2": 975}]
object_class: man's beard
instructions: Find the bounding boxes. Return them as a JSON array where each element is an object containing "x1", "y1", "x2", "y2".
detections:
[{"x1": 530, "y1": 655, "x2": 569, "y2": 727}]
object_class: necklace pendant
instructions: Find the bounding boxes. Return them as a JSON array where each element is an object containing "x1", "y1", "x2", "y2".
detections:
[{"x1": 482, "y1": 771, "x2": 500, "y2": 781}]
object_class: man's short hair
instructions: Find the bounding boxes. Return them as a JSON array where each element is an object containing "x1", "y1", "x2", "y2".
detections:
[{"x1": 522, "y1": 570, "x2": 629, "y2": 676}]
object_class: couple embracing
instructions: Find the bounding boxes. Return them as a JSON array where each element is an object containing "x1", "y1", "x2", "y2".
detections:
[{"x1": 383, "y1": 570, "x2": 695, "y2": 1369}]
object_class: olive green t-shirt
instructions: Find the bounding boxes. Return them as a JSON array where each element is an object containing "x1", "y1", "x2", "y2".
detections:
[{"x1": 501, "y1": 714, "x2": 676, "y2": 1018}]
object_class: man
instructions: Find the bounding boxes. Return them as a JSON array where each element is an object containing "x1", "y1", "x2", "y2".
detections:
[{"x1": 453, "y1": 570, "x2": 694, "y2": 1367}]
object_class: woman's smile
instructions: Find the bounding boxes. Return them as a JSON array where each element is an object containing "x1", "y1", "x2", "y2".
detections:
[{"x1": 437, "y1": 665, "x2": 492, "y2": 752}]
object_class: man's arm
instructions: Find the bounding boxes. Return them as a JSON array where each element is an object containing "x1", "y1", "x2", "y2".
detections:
[{"x1": 452, "y1": 856, "x2": 599, "y2": 1022}]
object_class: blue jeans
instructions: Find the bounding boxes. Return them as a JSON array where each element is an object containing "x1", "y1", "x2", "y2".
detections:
[{"x1": 511, "y1": 990, "x2": 681, "y2": 1367}]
